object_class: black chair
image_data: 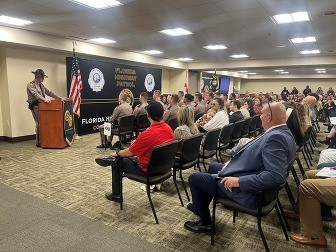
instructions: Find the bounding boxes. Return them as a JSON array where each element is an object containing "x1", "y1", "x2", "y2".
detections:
[
  {"x1": 133, "y1": 113, "x2": 150, "y2": 137},
  {"x1": 198, "y1": 128, "x2": 221, "y2": 172},
  {"x1": 255, "y1": 115, "x2": 263, "y2": 135},
  {"x1": 229, "y1": 119, "x2": 245, "y2": 147},
  {"x1": 120, "y1": 140, "x2": 179, "y2": 224},
  {"x1": 241, "y1": 117, "x2": 253, "y2": 138},
  {"x1": 173, "y1": 134, "x2": 204, "y2": 206},
  {"x1": 109, "y1": 115, "x2": 135, "y2": 150},
  {"x1": 249, "y1": 115, "x2": 260, "y2": 137},
  {"x1": 216, "y1": 123, "x2": 234, "y2": 163},
  {"x1": 167, "y1": 118, "x2": 178, "y2": 132},
  {"x1": 211, "y1": 184, "x2": 289, "y2": 251}
]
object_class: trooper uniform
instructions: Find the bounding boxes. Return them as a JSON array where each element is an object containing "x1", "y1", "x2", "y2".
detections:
[
  {"x1": 27, "y1": 69, "x2": 59, "y2": 146},
  {"x1": 132, "y1": 102, "x2": 148, "y2": 118},
  {"x1": 163, "y1": 103, "x2": 180, "y2": 122},
  {"x1": 98, "y1": 101, "x2": 132, "y2": 147},
  {"x1": 194, "y1": 103, "x2": 206, "y2": 117}
]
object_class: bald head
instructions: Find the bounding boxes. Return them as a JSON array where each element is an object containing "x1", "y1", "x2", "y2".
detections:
[{"x1": 261, "y1": 102, "x2": 287, "y2": 130}]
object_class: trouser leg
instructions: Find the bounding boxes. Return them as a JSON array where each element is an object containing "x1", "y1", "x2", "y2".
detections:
[
  {"x1": 111, "y1": 157, "x2": 143, "y2": 195},
  {"x1": 189, "y1": 173, "x2": 231, "y2": 224},
  {"x1": 299, "y1": 170, "x2": 336, "y2": 237},
  {"x1": 31, "y1": 108, "x2": 40, "y2": 145}
]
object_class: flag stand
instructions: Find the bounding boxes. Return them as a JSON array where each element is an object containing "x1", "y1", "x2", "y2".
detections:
[{"x1": 73, "y1": 114, "x2": 81, "y2": 140}]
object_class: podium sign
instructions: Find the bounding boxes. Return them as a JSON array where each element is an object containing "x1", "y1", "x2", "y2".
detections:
[{"x1": 39, "y1": 98, "x2": 74, "y2": 148}]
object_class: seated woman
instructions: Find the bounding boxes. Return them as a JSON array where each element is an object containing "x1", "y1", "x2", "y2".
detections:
[
  {"x1": 197, "y1": 98, "x2": 229, "y2": 133},
  {"x1": 174, "y1": 105, "x2": 199, "y2": 142},
  {"x1": 253, "y1": 96, "x2": 263, "y2": 115}
]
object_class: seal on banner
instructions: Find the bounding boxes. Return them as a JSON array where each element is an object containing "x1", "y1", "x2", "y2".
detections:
[{"x1": 88, "y1": 68, "x2": 105, "y2": 92}]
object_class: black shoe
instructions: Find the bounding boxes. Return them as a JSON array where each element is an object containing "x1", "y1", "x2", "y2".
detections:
[
  {"x1": 105, "y1": 192, "x2": 121, "y2": 203},
  {"x1": 187, "y1": 203, "x2": 197, "y2": 215},
  {"x1": 36, "y1": 144, "x2": 41, "y2": 148},
  {"x1": 97, "y1": 144, "x2": 106, "y2": 148},
  {"x1": 95, "y1": 156, "x2": 117, "y2": 167},
  {"x1": 184, "y1": 220, "x2": 212, "y2": 234},
  {"x1": 111, "y1": 141, "x2": 122, "y2": 150}
]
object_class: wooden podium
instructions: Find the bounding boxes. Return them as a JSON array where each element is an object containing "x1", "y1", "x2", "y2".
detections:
[{"x1": 39, "y1": 98, "x2": 72, "y2": 148}]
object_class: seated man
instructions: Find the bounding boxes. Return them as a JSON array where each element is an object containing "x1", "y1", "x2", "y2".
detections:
[
  {"x1": 287, "y1": 169, "x2": 336, "y2": 248},
  {"x1": 97, "y1": 93, "x2": 132, "y2": 148},
  {"x1": 95, "y1": 102, "x2": 174, "y2": 202},
  {"x1": 184, "y1": 102, "x2": 296, "y2": 233},
  {"x1": 133, "y1": 92, "x2": 148, "y2": 119},
  {"x1": 229, "y1": 100, "x2": 244, "y2": 123},
  {"x1": 163, "y1": 94, "x2": 180, "y2": 122}
]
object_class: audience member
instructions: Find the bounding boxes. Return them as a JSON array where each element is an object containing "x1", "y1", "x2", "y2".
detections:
[
  {"x1": 174, "y1": 105, "x2": 199, "y2": 142},
  {"x1": 193, "y1": 93, "x2": 206, "y2": 116},
  {"x1": 291, "y1": 87, "x2": 299, "y2": 95},
  {"x1": 133, "y1": 92, "x2": 148, "y2": 118},
  {"x1": 229, "y1": 100, "x2": 244, "y2": 123},
  {"x1": 95, "y1": 102, "x2": 174, "y2": 202},
  {"x1": 153, "y1": 90, "x2": 164, "y2": 108},
  {"x1": 327, "y1": 87, "x2": 335, "y2": 97},
  {"x1": 244, "y1": 98, "x2": 256, "y2": 117},
  {"x1": 178, "y1": 90, "x2": 184, "y2": 107},
  {"x1": 163, "y1": 94, "x2": 180, "y2": 122},
  {"x1": 183, "y1": 93, "x2": 195, "y2": 108},
  {"x1": 316, "y1": 87, "x2": 324, "y2": 95},
  {"x1": 198, "y1": 98, "x2": 229, "y2": 132},
  {"x1": 253, "y1": 97, "x2": 263, "y2": 115},
  {"x1": 303, "y1": 85, "x2": 312, "y2": 96},
  {"x1": 184, "y1": 102, "x2": 296, "y2": 233},
  {"x1": 97, "y1": 93, "x2": 132, "y2": 149},
  {"x1": 281, "y1": 87, "x2": 290, "y2": 96}
]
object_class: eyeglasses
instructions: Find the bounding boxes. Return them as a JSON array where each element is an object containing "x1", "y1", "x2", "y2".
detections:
[
  {"x1": 267, "y1": 101, "x2": 272, "y2": 121},
  {"x1": 212, "y1": 103, "x2": 219, "y2": 106}
]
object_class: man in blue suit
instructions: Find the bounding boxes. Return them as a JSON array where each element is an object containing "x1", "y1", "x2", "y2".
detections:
[{"x1": 184, "y1": 102, "x2": 296, "y2": 233}]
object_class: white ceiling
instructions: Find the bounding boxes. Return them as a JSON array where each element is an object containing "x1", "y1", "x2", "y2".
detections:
[{"x1": 1, "y1": 0, "x2": 336, "y2": 75}]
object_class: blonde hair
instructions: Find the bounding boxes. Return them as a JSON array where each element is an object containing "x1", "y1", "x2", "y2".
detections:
[{"x1": 177, "y1": 106, "x2": 198, "y2": 134}]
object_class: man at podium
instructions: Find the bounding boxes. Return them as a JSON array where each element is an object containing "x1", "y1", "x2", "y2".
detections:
[{"x1": 27, "y1": 69, "x2": 59, "y2": 147}]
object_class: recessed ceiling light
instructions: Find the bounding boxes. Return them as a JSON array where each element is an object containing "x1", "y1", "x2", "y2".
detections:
[
  {"x1": 177, "y1": 58, "x2": 193, "y2": 61},
  {"x1": 69, "y1": 0, "x2": 123, "y2": 9},
  {"x1": 280, "y1": 71, "x2": 289, "y2": 74},
  {"x1": 274, "y1": 69, "x2": 284, "y2": 72},
  {"x1": 239, "y1": 71, "x2": 248, "y2": 73},
  {"x1": 290, "y1": 37, "x2": 316, "y2": 43},
  {"x1": 277, "y1": 45, "x2": 286, "y2": 48},
  {"x1": 272, "y1": 12, "x2": 309, "y2": 24},
  {"x1": 317, "y1": 70, "x2": 326, "y2": 73},
  {"x1": 230, "y1": 54, "x2": 249, "y2": 58},
  {"x1": 0, "y1": 15, "x2": 32, "y2": 26},
  {"x1": 143, "y1": 50, "x2": 163, "y2": 55},
  {"x1": 299, "y1": 50, "x2": 320, "y2": 54},
  {"x1": 159, "y1": 28, "x2": 192, "y2": 36},
  {"x1": 90, "y1": 38, "x2": 116, "y2": 44},
  {"x1": 247, "y1": 72, "x2": 256, "y2": 75},
  {"x1": 203, "y1": 44, "x2": 227, "y2": 50},
  {"x1": 315, "y1": 68, "x2": 326, "y2": 71}
]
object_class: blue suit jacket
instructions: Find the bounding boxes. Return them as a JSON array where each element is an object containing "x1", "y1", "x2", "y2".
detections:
[{"x1": 218, "y1": 125, "x2": 296, "y2": 209}]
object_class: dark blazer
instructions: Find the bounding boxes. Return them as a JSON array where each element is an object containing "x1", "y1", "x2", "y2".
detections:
[
  {"x1": 229, "y1": 111, "x2": 244, "y2": 123},
  {"x1": 218, "y1": 125, "x2": 296, "y2": 209}
]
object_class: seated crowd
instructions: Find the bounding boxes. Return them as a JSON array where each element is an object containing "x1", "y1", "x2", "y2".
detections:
[{"x1": 95, "y1": 87, "x2": 336, "y2": 249}]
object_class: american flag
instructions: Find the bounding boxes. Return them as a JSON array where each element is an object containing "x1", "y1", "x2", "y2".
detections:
[
  {"x1": 184, "y1": 65, "x2": 189, "y2": 94},
  {"x1": 69, "y1": 56, "x2": 82, "y2": 117}
]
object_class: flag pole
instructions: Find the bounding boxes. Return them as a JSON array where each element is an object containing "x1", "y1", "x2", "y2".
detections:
[{"x1": 72, "y1": 40, "x2": 81, "y2": 140}]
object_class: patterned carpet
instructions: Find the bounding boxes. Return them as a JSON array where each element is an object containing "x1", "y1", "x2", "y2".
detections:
[{"x1": 0, "y1": 127, "x2": 335, "y2": 252}]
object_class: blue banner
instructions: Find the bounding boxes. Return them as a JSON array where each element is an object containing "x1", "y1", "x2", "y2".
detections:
[{"x1": 63, "y1": 100, "x2": 75, "y2": 145}]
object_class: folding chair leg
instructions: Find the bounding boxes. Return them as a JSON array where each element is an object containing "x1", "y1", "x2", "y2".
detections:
[
  {"x1": 197, "y1": 158, "x2": 202, "y2": 172},
  {"x1": 179, "y1": 170, "x2": 190, "y2": 202},
  {"x1": 285, "y1": 182, "x2": 296, "y2": 211},
  {"x1": 290, "y1": 166, "x2": 301, "y2": 188},
  {"x1": 275, "y1": 203, "x2": 289, "y2": 240},
  {"x1": 296, "y1": 157, "x2": 305, "y2": 177},
  {"x1": 257, "y1": 217, "x2": 270, "y2": 252},
  {"x1": 219, "y1": 150, "x2": 224, "y2": 163},
  {"x1": 146, "y1": 184, "x2": 159, "y2": 224},
  {"x1": 173, "y1": 170, "x2": 184, "y2": 207},
  {"x1": 277, "y1": 199, "x2": 291, "y2": 232},
  {"x1": 202, "y1": 159, "x2": 207, "y2": 172},
  {"x1": 302, "y1": 151, "x2": 310, "y2": 169}
]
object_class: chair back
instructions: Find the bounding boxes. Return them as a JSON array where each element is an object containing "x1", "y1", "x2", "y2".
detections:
[
  {"x1": 203, "y1": 128, "x2": 221, "y2": 151},
  {"x1": 250, "y1": 115, "x2": 260, "y2": 131},
  {"x1": 241, "y1": 117, "x2": 253, "y2": 137},
  {"x1": 136, "y1": 113, "x2": 150, "y2": 129},
  {"x1": 168, "y1": 118, "x2": 178, "y2": 131},
  {"x1": 148, "y1": 141, "x2": 179, "y2": 175},
  {"x1": 231, "y1": 119, "x2": 245, "y2": 140},
  {"x1": 180, "y1": 134, "x2": 203, "y2": 162},
  {"x1": 119, "y1": 115, "x2": 136, "y2": 132},
  {"x1": 219, "y1": 123, "x2": 234, "y2": 145}
]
